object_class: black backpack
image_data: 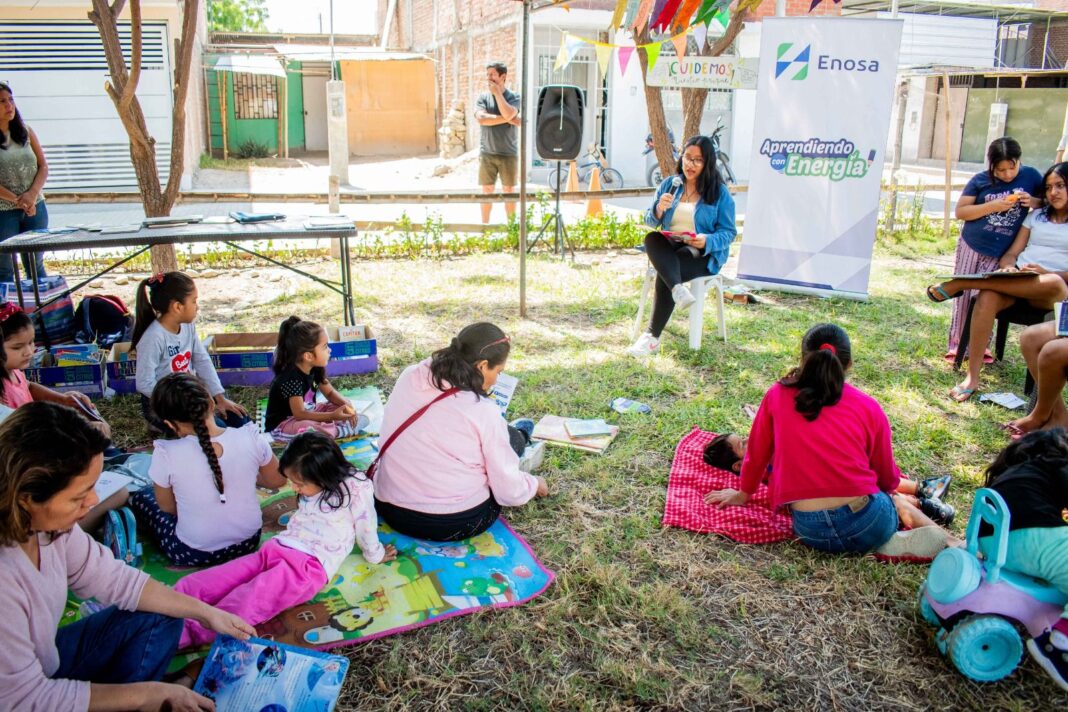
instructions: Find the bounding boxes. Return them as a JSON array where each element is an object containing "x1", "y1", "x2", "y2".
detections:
[{"x1": 74, "y1": 295, "x2": 132, "y2": 348}]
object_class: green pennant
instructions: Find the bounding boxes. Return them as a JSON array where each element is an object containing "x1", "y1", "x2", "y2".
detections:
[{"x1": 645, "y1": 40, "x2": 663, "y2": 71}]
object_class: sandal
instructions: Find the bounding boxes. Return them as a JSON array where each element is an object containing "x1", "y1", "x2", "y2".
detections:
[
  {"x1": 949, "y1": 385, "x2": 976, "y2": 403},
  {"x1": 926, "y1": 283, "x2": 958, "y2": 303}
]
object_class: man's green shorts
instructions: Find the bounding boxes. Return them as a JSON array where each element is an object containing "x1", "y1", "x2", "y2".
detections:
[{"x1": 479, "y1": 153, "x2": 518, "y2": 186}]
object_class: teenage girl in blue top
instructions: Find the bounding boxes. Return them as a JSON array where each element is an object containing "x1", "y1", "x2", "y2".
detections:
[
  {"x1": 627, "y1": 135, "x2": 736, "y2": 357},
  {"x1": 940, "y1": 137, "x2": 1043, "y2": 362}
]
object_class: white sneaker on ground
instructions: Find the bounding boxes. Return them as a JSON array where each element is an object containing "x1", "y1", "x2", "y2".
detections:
[
  {"x1": 626, "y1": 332, "x2": 660, "y2": 358},
  {"x1": 518, "y1": 441, "x2": 546, "y2": 473},
  {"x1": 671, "y1": 283, "x2": 696, "y2": 309},
  {"x1": 872, "y1": 525, "x2": 948, "y2": 563}
]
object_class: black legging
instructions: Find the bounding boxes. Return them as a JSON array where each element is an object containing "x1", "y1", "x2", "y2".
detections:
[
  {"x1": 375, "y1": 425, "x2": 530, "y2": 542},
  {"x1": 644, "y1": 231, "x2": 713, "y2": 338}
]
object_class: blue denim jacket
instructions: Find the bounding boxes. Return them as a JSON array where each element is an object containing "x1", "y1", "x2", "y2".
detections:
[{"x1": 643, "y1": 177, "x2": 737, "y2": 275}]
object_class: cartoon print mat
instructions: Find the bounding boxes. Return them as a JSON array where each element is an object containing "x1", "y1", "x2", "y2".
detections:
[
  {"x1": 66, "y1": 486, "x2": 555, "y2": 655},
  {"x1": 662, "y1": 427, "x2": 794, "y2": 544}
]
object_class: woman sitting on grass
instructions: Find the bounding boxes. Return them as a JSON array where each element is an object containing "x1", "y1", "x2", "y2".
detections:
[
  {"x1": 926, "y1": 162, "x2": 1068, "y2": 403},
  {"x1": 373, "y1": 322, "x2": 548, "y2": 542},
  {"x1": 706, "y1": 323, "x2": 960, "y2": 559},
  {"x1": 0, "y1": 401, "x2": 254, "y2": 711}
]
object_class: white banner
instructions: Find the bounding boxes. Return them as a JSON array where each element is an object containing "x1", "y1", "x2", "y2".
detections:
[
  {"x1": 646, "y1": 55, "x2": 759, "y2": 89},
  {"x1": 737, "y1": 17, "x2": 903, "y2": 299}
]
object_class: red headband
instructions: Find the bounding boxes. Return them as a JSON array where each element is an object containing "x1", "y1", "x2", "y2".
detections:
[
  {"x1": 147, "y1": 272, "x2": 165, "y2": 285},
  {"x1": 478, "y1": 335, "x2": 510, "y2": 355},
  {"x1": 0, "y1": 302, "x2": 22, "y2": 323},
  {"x1": 819, "y1": 343, "x2": 837, "y2": 356}
]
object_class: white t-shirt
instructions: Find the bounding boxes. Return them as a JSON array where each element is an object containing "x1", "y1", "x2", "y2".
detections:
[
  {"x1": 1018, "y1": 210, "x2": 1068, "y2": 273},
  {"x1": 668, "y1": 201, "x2": 697, "y2": 233},
  {"x1": 149, "y1": 422, "x2": 273, "y2": 551}
]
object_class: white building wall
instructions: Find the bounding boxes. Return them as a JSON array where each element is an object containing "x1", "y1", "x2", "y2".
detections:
[{"x1": 877, "y1": 11, "x2": 997, "y2": 68}]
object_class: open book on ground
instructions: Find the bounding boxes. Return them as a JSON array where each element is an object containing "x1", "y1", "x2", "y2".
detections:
[
  {"x1": 532, "y1": 414, "x2": 618, "y2": 454},
  {"x1": 194, "y1": 635, "x2": 348, "y2": 711}
]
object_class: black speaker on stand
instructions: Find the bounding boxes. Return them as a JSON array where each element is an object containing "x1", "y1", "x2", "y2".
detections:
[{"x1": 529, "y1": 85, "x2": 584, "y2": 258}]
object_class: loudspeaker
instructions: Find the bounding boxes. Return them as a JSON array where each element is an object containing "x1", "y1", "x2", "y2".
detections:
[{"x1": 536, "y1": 85, "x2": 584, "y2": 161}]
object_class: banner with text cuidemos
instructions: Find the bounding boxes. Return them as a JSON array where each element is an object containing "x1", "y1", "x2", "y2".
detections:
[{"x1": 737, "y1": 17, "x2": 903, "y2": 299}]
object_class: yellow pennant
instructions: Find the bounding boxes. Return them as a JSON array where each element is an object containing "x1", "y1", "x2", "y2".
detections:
[{"x1": 595, "y1": 44, "x2": 613, "y2": 77}]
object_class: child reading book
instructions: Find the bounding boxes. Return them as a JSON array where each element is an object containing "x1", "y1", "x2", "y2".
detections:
[{"x1": 174, "y1": 431, "x2": 396, "y2": 648}]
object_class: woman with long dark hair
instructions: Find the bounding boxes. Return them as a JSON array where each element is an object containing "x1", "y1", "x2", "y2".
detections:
[
  {"x1": 706, "y1": 324, "x2": 959, "y2": 559},
  {"x1": 373, "y1": 322, "x2": 548, "y2": 541},
  {"x1": 943, "y1": 137, "x2": 1043, "y2": 363},
  {"x1": 627, "y1": 135, "x2": 736, "y2": 357},
  {"x1": 927, "y1": 162, "x2": 1068, "y2": 402},
  {"x1": 0, "y1": 82, "x2": 48, "y2": 283}
]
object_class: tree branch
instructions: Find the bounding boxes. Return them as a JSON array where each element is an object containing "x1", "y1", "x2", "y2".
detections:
[
  {"x1": 120, "y1": 0, "x2": 143, "y2": 113},
  {"x1": 162, "y1": 0, "x2": 200, "y2": 210},
  {"x1": 681, "y1": 7, "x2": 750, "y2": 141}
]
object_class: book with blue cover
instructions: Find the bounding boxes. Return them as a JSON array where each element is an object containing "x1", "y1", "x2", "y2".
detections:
[{"x1": 193, "y1": 635, "x2": 348, "y2": 711}]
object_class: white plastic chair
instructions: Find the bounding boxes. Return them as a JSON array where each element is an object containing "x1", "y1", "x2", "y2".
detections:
[{"x1": 632, "y1": 266, "x2": 727, "y2": 350}]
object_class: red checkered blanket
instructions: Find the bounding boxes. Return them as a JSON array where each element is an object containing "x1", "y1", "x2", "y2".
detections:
[{"x1": 662, "y1": 427, "x2": 795, "y2": 544}]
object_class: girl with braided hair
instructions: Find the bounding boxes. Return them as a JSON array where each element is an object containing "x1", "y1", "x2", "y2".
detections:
[{"x1": 128, "y1": 373, "x2": 286, "y2": 567}]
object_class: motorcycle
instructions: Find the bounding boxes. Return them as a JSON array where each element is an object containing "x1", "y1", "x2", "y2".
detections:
[{"x1": 644, "y1": 116, "x2": 736, "y2": 187}]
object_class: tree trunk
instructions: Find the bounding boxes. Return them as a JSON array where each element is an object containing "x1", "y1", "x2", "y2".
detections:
[
  {"x1": 89, "y1": 0, "x2": 199, "y2": 273},
  {"x1": 636, "y1": 26, "x2": 676, "y2": 180},
  {"x1": 681, "y1": 10, "x2": 750, "y2": 141}
]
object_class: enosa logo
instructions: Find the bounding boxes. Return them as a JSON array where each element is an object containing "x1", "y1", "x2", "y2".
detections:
[
  {"x1": 775, "y1": 42, "x2": 881, "y2": 80},
  {"x1": 775, "y1": 43, "x2": 810, "y2": 81}
]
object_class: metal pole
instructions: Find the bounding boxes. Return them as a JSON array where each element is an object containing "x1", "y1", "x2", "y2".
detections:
[
  {"x1": 890, "y1": 0, "x2": 899, "y2": 18},
  {"x1": 519, "y1": 0, "x2": 530, "y2": 318},
  {"x1": 775, "y1": 0, "x2": 785, "y2": 16},
  {"x1": 330, "y1": 0, "x2": 336, "y2": 80}
]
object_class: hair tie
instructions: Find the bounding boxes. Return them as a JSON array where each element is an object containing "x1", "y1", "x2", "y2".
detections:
[
  {"x1": 478, "y1": 335, "x2": 510, "y2": 355},
  {"x1": 819, "y1": 343, "x2": 837, "y2": 356},
  {"x1": 0, "y1": 302, "x2": 21, "y2": 323},
  {"x1": 147, "y1": 272, "x2": 165, "y2": 285}
]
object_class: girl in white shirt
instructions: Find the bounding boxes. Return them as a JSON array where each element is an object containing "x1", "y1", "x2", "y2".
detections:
[
  {"x1": 128, "y1": 372, "x2": 286, "y2": 567},
  {"x1": 174, "y1": 431, "x2": 396, "y2": 648}
]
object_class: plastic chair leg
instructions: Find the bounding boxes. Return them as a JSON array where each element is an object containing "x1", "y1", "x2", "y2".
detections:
[{"x1": 689, "y1": 279, "x2": 707, "y2": 350}]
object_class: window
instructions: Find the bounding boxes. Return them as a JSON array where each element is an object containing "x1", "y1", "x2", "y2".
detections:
[{"x1": 233, "y1": 72, "x2": 278, "y2": 119}]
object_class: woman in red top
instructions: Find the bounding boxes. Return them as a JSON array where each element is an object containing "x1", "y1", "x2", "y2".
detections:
[{"x1": 707, "y1": 324, "x2": 960, "y2": 558}]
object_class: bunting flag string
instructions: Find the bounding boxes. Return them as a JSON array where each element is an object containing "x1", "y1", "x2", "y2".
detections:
[
  {"x1": 669, "y1": 0, "x2": 704, "y2": 34},
  {"x1": 651, "y1": 0, "x2": 685, "y2": 32}
]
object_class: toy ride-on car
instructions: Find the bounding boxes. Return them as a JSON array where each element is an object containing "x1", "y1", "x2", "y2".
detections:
[{"x1": 917, "y1": 488, "x2": 1068, "y2": 682}]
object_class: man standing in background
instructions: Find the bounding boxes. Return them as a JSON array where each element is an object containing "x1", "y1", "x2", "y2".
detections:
[{"x1": 475, "y1": 62, "x2": 521, "y2": 224}]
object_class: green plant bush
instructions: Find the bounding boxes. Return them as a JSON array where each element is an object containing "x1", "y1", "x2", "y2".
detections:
[{"x1": 233, "y1": 139, "x2": 271, "y2": 160}]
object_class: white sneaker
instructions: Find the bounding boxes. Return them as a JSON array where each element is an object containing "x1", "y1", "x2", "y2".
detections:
[
  {"x1": 671, "y1": 283, "x2": 696, "y2": 310},
  {"x1": 518, "y1": 441, "x2": 545, "y2": 473},
  {"x1": 873, "y1": 526, "x2": 948, "y2": 563},
  {"x1": 626, "y1": 332, "x2": 660, "y2": 358}
]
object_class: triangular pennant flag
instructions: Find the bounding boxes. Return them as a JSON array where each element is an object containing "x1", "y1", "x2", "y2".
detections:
[
  {"x1": 553, "y1": 36, "x2": 570, "y2": 71},
  {"x1": 648, "y1": 0, "x2": 671, "y2": 30},
  {"x1": 621, "y1": 0, "x2": 641, "y2": 29},
  {"x1": 595, "y1": 44, "x2": 613, "y2": 77},
  {"x1": 737, "y1": 0, "x2": 763, "y2": 11},
  {"x1": 712, "y1": 6, "x2": 729, "y2": 29},
  {"x1": 693, "y1": 0, "x2": 725, "y2": 26},
  {"x1": 633, "y1": 0, "x2": 656, "y2": 32},
  {"x1": 618, "y1": 45, "x2": 636, "y2": 75},
  {"x1": 809, "y1": 0, "x2": 842, "y2": 11},
  {"x1": 564, "y1": 33, "x2": 585, "y2": 63},
  {"x1": 645, "y1": 41, "x2": 664, "y2": 71},
  {"x1": 671, "y1": 32, "x2": 688, "y2": 59},
  {"x1": 610, "y1": 0, "x2": 628, "y2": 30},
  {"x1": 670, "y1": 0, "x2": 703, "y2": 33},
  {"x1": 692, "y1": 22, "x2": 708, "y2": 50},
  {"x1": 651, "y1": 0, "x2": 684, "y2": 31}
]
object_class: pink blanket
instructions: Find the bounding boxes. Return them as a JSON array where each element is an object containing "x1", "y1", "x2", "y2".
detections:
[{"x1": 662, "y1": 427, "x2": 794, "y2": 544}]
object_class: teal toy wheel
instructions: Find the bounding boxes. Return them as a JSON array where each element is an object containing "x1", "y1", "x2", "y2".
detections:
[
  {"x1": 917, "y1": 584, "x2": 940, "y2": 627},
  {"x1": 946, "y1": 615, "x2": 1022, "y2": 682}
]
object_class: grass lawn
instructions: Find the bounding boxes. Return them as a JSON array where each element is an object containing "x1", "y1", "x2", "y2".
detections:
[{"x1": 97, "y1": 243, "x2": 1068, "y2": 710}]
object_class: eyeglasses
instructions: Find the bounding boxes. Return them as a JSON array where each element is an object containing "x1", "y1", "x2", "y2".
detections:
[
  {"x1": 478, "y1": 335, "x2": 510, "y2": 354},
  {"x1": 683, "y1": 156, "x2": 704, "y2": 166}
]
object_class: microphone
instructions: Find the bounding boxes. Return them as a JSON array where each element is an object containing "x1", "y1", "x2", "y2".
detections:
[{"x1": 671, "y1": 176, "x2": 683, "y2": 199}]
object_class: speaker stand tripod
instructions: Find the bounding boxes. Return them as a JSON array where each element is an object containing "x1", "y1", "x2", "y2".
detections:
[{"x1": 527, "y1": 161, "x2": 574, "y2": 259}]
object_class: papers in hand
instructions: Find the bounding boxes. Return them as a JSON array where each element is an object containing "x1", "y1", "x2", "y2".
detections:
[
  {"x1": 488, "y1": 372, "x2": 518, "y2": 415},
  {"x1": 94, "y1": 470, "x2": 133, "y2": 502}
]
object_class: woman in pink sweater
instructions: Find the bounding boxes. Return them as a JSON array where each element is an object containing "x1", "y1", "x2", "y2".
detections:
[
  {"x1": 374, "y1": 322, "x2": 549, "y2": 541},
  {"x1": 0, "y1": 402, "x2": 255, "y2": 712},
  {"x1": 707, "y1": 324, "x2": 959, "y2": 559}
]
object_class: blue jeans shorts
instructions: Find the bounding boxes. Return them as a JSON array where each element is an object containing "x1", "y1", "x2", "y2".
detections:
[{"x1": 790, "y1": 491, "x2": 898, "y2": 554}]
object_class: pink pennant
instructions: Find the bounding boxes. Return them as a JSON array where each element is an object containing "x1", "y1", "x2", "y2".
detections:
[{"x1": 618, "y1": 45, "x2": 636, "y2": 75}]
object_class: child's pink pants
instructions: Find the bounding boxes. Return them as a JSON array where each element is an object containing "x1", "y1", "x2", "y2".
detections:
[
  {"x1": 272, "y1": 403, "x2": 340, "y2": 438},
  {"x1": 174, "y1": 538, "x2": 328, "y2": 648}
]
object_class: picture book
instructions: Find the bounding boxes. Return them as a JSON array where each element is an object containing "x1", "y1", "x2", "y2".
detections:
[
  {"x1": 488, "y1": 372, "x2": 518, "y2": 415},
  {"x1": 563, "y1": 418, "x2": 615, "y2": 437},
  {"x1": 94, "y1": 470, "x2": 132, "y2": 502},
  {"x1": 935, "y1": 270, "x2": 1038, "y2": 280},
  {"x1": 193, "y1": 635, "x2": 348, "y2": 712},
  {"x1": 532, "y1": 414, "x2": 618, "y2": 454},
  {"x1": 1057, "y1": 300, "x2": 1068, "y2": 337}
]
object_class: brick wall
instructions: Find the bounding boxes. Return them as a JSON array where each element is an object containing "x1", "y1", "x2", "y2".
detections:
[
  {"x1": 749, "y1": 0, "x2": 843, "y2": 20},
  {"x1": 1028, "y1": 26, "x2": 1068, "y2": 68}
]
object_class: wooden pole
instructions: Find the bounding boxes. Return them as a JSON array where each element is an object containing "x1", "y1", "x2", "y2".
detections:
[
  {"x1": 277, "y1": 75, "x2": 285, "y2": 158},
  {"x1": 202, "y1": 66, "x2": 213, "y2": 158},
  {"x1": 943, "y1": 72, "x2": 952, "y2": 240},
  {"x1": 218, "y1": 71, "x2": 229, "y2": 160},
  {"x1": 886, "y1": 80, "x2": 908, "y2": 231},
  {"x1": 281, "y1": 70, "x2": 289, "y2": 159}
]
